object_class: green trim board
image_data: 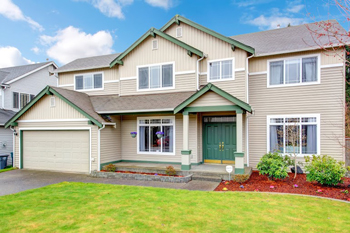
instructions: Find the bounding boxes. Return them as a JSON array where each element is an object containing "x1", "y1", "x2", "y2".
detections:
[
  {"x1": 110, "y1": 27, "x2": 204, "y2": 68},
  {"x1": 235, "y1": 168, "x2": 245, "y2": 174},
  {"x1": 174, "y1": 83, "x2": 252, "y2": 114},
  {"x1": 234, "y1": 152, "x2": 245, "y2": 157},
  {"x1": 160, "y1": 15, "x2": 255, "y2": 54},
  {"x1": 4, "y1": 86, "x2": 103, "y2": 128},
  {"x1": 181, "y1": 150, "x2": 192, "y2": 155},
  {"x1": 181, "y1": 164, "x2": 191, "y2": 170},
  {"x1": 20, "y1": 130, "x2": 23, "y2": 169},
  {"x1": 184, "y1": 106, "x2": 243, "y2": 114}
]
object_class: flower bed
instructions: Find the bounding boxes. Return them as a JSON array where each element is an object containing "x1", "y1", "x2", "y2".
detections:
[
  {"x1": 101, "y1": 170, "x2": 184, "y2": 177},
  {"x1": 215, "y1": 171, "x2": 350, "y2": 201}
]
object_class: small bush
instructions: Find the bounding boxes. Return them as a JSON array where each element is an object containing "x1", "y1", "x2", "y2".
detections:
[
  {"x1": 257, "y1": 152, "x2": 291, "y2": 180},
  {"x1": 165, "y1": 166, "x2": 176, "y2": 176},
  {"x1": 103, "y1": 164, "x2": 116, "y2": 172},
  {"x1": 233, "y1": 174, "x2": 250, "y2": 183},
  {"x1": 304, "y1": 155, "x2": 347, "y2": 186}
]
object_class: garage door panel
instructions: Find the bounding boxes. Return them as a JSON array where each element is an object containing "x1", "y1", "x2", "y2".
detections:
[{"x1": 23, "y1": 130, "x2": 89, "y2": 173}]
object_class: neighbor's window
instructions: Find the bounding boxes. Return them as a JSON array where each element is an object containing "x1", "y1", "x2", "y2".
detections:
[
  {"x1": 269, "y1": 56, "x2": 318, "y2": 86},
  {"x1": 208, "y1": 58, "x2": 234, "y2": 81},
  {"x1": 268, "y1": 115, "x2": 319, "y2": 155},
  {"x1": 138, "y1": 63, "x2": 174, "y2": 90},
  {"x1": 138, "y1": 117, "x2": 174, "y2": 154},
  {"x1": 13, "y1": 92, "x2": 35, "y2": 109},
  {"x1": 75, "y1": 73, "x2": 103, "y2": 90}
]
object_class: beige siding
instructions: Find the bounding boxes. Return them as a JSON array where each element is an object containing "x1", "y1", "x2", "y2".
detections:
[
  {"x1": 120, "y1": 73, "x2": 196, "y2": 96},
  {"x1": 120, "y1": 114, "x2": 198, "y2": 163},
  {"x1": 189, "y1": 91, "x2": 234, "y2": 107},
  {"x1": 248, "y1": 65, "x2": 345, "y2": 168},
  {"x1": 249, "y1": 50, "x2": 342, "y2": 73},
  {"x1": 100, "y1": 116, "x2": 121, "y2": 165}
]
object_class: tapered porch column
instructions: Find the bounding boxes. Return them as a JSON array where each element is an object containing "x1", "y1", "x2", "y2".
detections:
[
  {"x1": 181, "y1": 112, "x2": 191, "y2": 170},
  {"x1": 234, "y1": 112, "x2": 245, "y2": 174}
]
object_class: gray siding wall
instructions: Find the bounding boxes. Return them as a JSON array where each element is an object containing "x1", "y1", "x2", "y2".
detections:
[
  {"x1": 0, "y1": 127, "x2": 13, "y2": 166},
  {"x1": 3, "y1": 65, "x2": 57, "y2": 111}
]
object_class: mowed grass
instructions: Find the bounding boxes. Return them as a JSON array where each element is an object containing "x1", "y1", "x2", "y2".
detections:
[
  {"x1": 0, "y1": 167, "x2": 16, "y2": 173},
  {"x1": 0, "y1": 183, "x2": 349, "y2": 233}
]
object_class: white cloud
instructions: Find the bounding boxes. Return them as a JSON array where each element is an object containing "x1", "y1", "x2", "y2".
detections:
[
  {"x1": 145, "y1": 0, "x2": 173, "y2": 9},
  {"x1": 0, "y1": 0, "x2": 43, "y2": 31},
  {"x1": 31, "y1": 47, "x2": 40, "y2": 54},
  {"x1": 40, "y1": 26, "x2": 114, "y2": 64},
  {"x1": 287, "y1": 4, "x2": 304, "y2": 13},
  {"x1": 76, "y1": 0, "x2": 133, "y2": 19},
  {"x1": 247, "y1": 15, "x2": 306, "y2": 29},
  {"x1": 0, "y1": 46, "x2": 34, "y2": 68}
]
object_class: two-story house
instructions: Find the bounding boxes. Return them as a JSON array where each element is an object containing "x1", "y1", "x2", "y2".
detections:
[
  {"x1": 5, "y1": 16, "x2": 346, "y2": 174},
  {"x1": 0, "y1": 61, "x2": 58, "y2": 165}
]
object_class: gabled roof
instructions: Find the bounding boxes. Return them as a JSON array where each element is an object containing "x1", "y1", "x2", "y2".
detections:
[
  {"x1": 110, "y1": 28, "x2": 204, "y2": 67},
  {"x1": 0, "y1": 109, "x2": 16, "y2": 126},
  {"x1": 231, "y1": 19, "x2": 349, "y2": 57},
  {"x1": 160, "y1": 15, "x2": 255, "y2": 54},
  {"x1": 5, "y1": 86, "x2": 106, "y2": 128},
  {"x1": 56, "y1": 53, "x2": 120, "y2": 73},
  {"x1": 0, "y1": 62, "x2": 57, "y2": 85},
  {"x1": 174, "y1": 83, "x2": 252, "y2": 114}
]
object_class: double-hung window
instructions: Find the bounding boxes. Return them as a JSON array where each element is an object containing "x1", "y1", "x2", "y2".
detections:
[
  {"x1": 138, "y1": 63, "x2": 174, "y2": 90},
  {"x1": 138, "y1": 117, "x2": 175, "y2": 155},
  {"x1": 268, "y1": 55, "x2": 319, "y2": 87},
  {"x1": 208, "y1": 58, "x2": 235, "y2": 82},
  {"x1": 13, "y1": 92, "x2": 35, "y2": 109},
  {"x1": 75, "y1": 73, "x2": 103, "y2": 91},
  {"x1": 268, "y1": 115, "x2": 319, "y2": 156}
]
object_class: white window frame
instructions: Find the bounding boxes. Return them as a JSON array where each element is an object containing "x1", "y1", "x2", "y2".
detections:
[
  {"x1": 74, "y1": 72, "x2": 104, "y2": 92},
  {"x1": 136, "y1": 62, "x2": 175, "y2": 92},
  {"x1": 137, "y1": 116, "x2": 176, "y2": 156},
  {"x1": 207, "y1": 57, "x2": 235, "y2": 82},
  {"x1": 267, "y1": 54, "x2": 321, "y2": 88},
  {"x1": 176, "y1": 27, "x2": 182, "y2": 38},
  {"x1": 266, "y1": 114, "x2": 321, "y2": 157},
  {"x1": 13, "y1": 92, "x2": 35, "y2": 109}
]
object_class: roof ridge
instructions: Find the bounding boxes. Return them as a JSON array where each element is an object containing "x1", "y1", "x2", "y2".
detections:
[{"x1": 0, "y1": 61, "x2": 51, "y2": 70}]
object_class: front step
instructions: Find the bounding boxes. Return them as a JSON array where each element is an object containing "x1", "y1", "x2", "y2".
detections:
[{"x1": 192, "y1": 174, "x2": 222, "y2": 182}]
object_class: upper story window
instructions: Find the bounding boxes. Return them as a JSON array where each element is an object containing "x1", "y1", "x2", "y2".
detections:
[
  {"x1": 75, "y1": 72, "x2": 103, "y2": 91},
  {"x1": 176, "y1": 27, "x2": 182, "y2": 38},
  {"x1": 138, "y1": 62, "x2": 174, "y2": 91},
  {"x1": 268, "y1": 55, "x2": 320, "y2": 87},
  {"x1": 13, "y1": 92, "x2": 35, "y2": 109},
  {"x1": 207, "y1": 58, "x2": 235, "y2": 82}
]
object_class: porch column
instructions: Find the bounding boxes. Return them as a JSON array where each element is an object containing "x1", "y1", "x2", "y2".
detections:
[
  {"x1": 181, "y1": 112, "x2": 191, "y2": 170},
  {"x1": 234, "y1": 112, "x2": 245, "y2": 174}
]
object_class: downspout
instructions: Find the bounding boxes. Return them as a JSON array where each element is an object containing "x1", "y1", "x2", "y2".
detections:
[
  {"x1": 196, "y1": 54, "x2": 207, "y2": 90},
  {"x1": 10, "y1": 126, "x2": 17, "y2": 167},
  {"x1": 98, "y1": 121, "x2": 117, "y2": 171},
  {"x1": 246, "y1": 54, "x2": 254, "y2": 167}
]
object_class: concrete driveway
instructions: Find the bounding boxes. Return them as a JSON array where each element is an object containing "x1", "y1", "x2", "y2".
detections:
[{"x1": 0, "y1": 169, "x2": 219, "y2": 196}]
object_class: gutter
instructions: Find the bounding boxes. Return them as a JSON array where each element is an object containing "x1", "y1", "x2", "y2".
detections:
[{"x1": 245, "y1": 53, "x2": 254, "y2": 167}]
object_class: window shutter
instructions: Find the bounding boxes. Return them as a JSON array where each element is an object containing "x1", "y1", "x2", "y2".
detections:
[
  {"x1": 176, "y1": 27, "x2": 182, "y2": 38},
  {"x1": 13, "y1": 92, "x2": 19, "y2": 108}
]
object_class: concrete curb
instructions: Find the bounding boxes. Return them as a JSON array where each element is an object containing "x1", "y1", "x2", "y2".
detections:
[{"x1": 217, "y1": 190, "x2": 350, "y2": 203}]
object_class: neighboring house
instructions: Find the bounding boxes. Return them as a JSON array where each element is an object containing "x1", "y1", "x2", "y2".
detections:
[
  {"x1": 0, "y1": 62, "x2": 58, "y2": 166},
  {"x1": 5, "y1": 16, "x2": 347, "y2": 174}
]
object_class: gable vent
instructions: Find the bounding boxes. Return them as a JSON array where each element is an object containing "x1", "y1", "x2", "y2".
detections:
[
  {"x1": 50, "y1": 97, "x2": 55, "y2": 107},
  {"x1": 152, "y1": 39, "x2": 158, "y2": 50},
  {"x1": 176, "y1": 27, "x2": 182, "y2": 38}
]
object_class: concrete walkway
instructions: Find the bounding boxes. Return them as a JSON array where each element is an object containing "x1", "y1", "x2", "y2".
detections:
[{"x1": 0, "y1": 169, "x2": 219, "y2": 196}]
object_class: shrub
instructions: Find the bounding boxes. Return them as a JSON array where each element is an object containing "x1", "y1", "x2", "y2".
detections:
[
  {"x1": 257, "y1": 152, "x2": 291, "y2": 180},
  {"x1": 165, "y1": 166, "x2": 176, "y2": 176},
  {"x1": 103, "y1": 164, "x2": 116, "y2": 172},
  {"x1": 233, "y1": 174, "x2": 250, "y2": 183},
  {"x1": 304, "y1": 155, "x2": 347, "y2": 186}
]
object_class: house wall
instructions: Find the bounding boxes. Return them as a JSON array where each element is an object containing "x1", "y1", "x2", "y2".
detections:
[
  {"x1": 0, "y1": 127, "x2": 13, "y2": 166},
  {"x1": 3, "y1": 64, "x2": 57, "y2": 111},
  {"x1": 13, "y1": 94, "x2": 100, "y2": 171},
  {"x1": 100, "y1": 115, "x2": 121, "y2": 166},
  {"x1": 188, "y1": 91, "x2": 235, "y2": 107},
  {"x1": 58, "y1": 67, "x2": 119, "y2": 96},
  {"x1": 248, "y1": 49, "x2": 345, "y2": 168}
]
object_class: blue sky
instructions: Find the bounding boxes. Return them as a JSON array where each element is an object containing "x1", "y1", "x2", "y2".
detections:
[{"x1": 0, "y1": 0, "x2": 347, "y2": 67}]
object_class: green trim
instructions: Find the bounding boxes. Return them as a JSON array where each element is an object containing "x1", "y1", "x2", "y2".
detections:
[
  {"x1": 5, "y1": 86, "x2": 103, "y2": 128},
  {"x1": 181, "y1": 150, "x2": 192, "y2": 155},
  {"x1": 181, "y1": 164, "x2": 191, "y2": 170},
  {"x1": 174, "y1": 83, "x2": 252, "y2": 114},
  {"x1": 192, "y1": 162, "x2": 203, "y2": 165},
  {"x1": 108, "y1": 111, "x2": 174, "y2": 116},
  {"x1": 121, "y1": 160, "x2": 181, "y2": 165},
  {"x1": 235, "y1": 168, "x2": 245, "y2": 174},
  {"x1": 184, "y1": 106, "x2": 243, "y2": 114},
  {"x1": 20, "y1": 130, "x2": 23, "y2": 169},
  {"x1": 160, "y1": 15, "x2": 255, "y2": 54},
  {"x1": 110, "y1": 28, "x2": 204, "y2": 68},
  {"x1": 244, "y1": 163, "x2": 247, "y2": 167},
  {"x1": 100, "y1": 160, "x2": 122, "y2": 170},
  {"x1": 234, "y1": 152, "x2": 245, "y2": 158},
  {"x1": 10, "y1": 122, "x2": 18, "y2": 126}
]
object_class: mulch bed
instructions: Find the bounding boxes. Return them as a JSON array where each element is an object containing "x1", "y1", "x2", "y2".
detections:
[
  {"x1": 100, "y1": 170, "x2": 183, "y2": 177},
  {"x1": 215, "y1": 171, "x2": 350, "y2": 201}
]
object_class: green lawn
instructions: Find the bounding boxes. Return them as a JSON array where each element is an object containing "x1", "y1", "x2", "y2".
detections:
[
  {"x1": 0, "y1": 183, "x2": 349, "y2": 232},
  {"x1": 0, "y1": 167, "x2": 16, "y2": 173}
]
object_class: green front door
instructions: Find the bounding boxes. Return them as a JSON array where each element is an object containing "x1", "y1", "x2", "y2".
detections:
[{"x1": 203, "y1": 122, "x2": 236, "y2": 164}]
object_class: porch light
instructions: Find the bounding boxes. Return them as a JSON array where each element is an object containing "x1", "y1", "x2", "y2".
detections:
[{"x1": 130, "y1": 132, "x2": 137, "y2": 138}]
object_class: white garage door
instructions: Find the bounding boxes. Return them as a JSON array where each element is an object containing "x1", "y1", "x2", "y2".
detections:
[{"x1": 23, "y1": 130, "x2": 90, "y2": 173}]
